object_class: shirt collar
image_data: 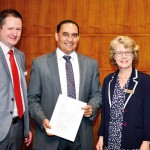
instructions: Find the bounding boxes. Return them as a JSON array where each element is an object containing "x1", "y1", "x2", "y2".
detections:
[
  {"x1": 0, "y1": 41, "x2": 14, "y2": 56},
  {"x1": 56, "y1": 48, "x2": 77, "y2": 61}
]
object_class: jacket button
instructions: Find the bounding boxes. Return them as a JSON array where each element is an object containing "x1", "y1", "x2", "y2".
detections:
[
  {"x1": 11, "y1": 98, "x2": 14, "y2": 101},
  {"x1": 122, "y1": 122, "x2": 128, "y2": 126},
  {"x1": 10, "y1": 111, "x2": 13, "y2": 114},
  {"x1": 124, "y1": 109, "x2": 128, "y2": 113}
]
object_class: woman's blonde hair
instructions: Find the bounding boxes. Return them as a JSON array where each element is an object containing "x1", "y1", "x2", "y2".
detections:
[{"x1": 110, "y1": 36, "x2": 139, "y2": 66}]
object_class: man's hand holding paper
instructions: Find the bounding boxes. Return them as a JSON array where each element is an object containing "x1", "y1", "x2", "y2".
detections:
[
  {"x1": 82, "y1": 105, "x2": 93, "y2": 117},
  {"x1": 46, "y1": 94, "x2": 87, "y2": 142}
]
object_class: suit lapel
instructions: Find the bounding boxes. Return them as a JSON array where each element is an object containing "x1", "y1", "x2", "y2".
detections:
[
  {"x1": 124, "y1": 68, "x2": 138, "y2": 108},
  {"x1": 14, "y1": 48, "x2": 24, "y2": 72},
  {"x1": 108, "y1": 68, "x2": 138, "y2": 108},
  {"x1": 108, "y1": 71, "x2": 118, "y2": 108},
  {"x1": 77, "y1": 54, "x2": 87, "y2": 101},
  {"x1": 0, "y1": 47, "x2": 11, "y2": 79},
  {"x1": 47, "y1": 51, "x2": 61, "y2": 94},
  {"x1": 14, "y1": 48, "x2": 26, "y2": 88}
]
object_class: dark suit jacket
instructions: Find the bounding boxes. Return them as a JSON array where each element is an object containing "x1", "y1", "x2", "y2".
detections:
[
  {"x1": 98, "y1": 67, "x2": 150, "y2": 149},
  {"x1": 0, "y1": 47, "x2": 30, "y2": 141},
  {"x1": 28, "y1": 51, "x2": 102, "y2": 150}
]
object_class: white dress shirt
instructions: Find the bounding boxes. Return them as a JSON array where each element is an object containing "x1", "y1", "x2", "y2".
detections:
[{"x1": 56, "y1": 48, "x2": 80, "y2": 100}]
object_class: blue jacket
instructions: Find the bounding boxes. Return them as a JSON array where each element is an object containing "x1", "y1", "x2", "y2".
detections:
[{"x1": 98, "y1": 68, "x2": 150, "y2": 149}]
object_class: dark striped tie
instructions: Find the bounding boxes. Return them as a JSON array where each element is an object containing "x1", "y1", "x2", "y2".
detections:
[{"x1": 63, "y1": 55, "x2": 76, "y2": 99}]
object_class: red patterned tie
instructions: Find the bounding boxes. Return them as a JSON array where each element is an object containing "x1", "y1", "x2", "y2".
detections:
[{"x1": 8, "y1": 50, "x2": 23, "y2": 118}]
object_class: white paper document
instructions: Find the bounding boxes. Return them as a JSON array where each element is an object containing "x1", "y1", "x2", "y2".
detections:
[{"x1": 46, "y1": 94, "x2": 87, "y2": 142}]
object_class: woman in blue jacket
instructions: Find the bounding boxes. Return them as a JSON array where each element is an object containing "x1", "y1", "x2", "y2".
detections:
[{"x1": 96, "y1": 36, "x2": 150, "y2": 150}]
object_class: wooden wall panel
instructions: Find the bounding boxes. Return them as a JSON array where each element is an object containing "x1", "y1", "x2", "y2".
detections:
[{"x1": 1, "y1": 0, "x2": 150, "y2": 150}]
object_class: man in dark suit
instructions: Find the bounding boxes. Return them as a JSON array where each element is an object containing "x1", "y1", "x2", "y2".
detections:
[
  {"x1": 28, "y1": 19, "x2": 102, "y2": 150},
  {"x1": 0, "y1": 9, "x2": 32, "y2": 150}
]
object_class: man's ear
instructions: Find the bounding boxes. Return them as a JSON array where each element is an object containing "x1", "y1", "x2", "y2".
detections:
[
  {"x1": 77, "y1": 34, "x2": 80, "y2": 41},
  {"x1": 55, "y1": 32, "x2": 58, "y2": 41}
]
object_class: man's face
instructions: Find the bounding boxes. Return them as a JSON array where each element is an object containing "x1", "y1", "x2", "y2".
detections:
[
  {"x1": 0, "y1": 16, "x2": 22, "y2": 49},
  {"x1": 55, "y1": 23, "x2": 79, "y2": 54}
]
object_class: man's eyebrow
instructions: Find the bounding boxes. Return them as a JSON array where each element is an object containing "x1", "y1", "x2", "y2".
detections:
[{"x1": 62, "y1": 32, "x2": 78, "y2": 34}]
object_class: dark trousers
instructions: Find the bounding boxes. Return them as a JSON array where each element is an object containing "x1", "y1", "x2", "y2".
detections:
[
  {"x1": 0, "y1": 118, "x2": 23, "y2": 150},
  {"x1": 57, "y1": 133, "x2": 81, "y2": 150}
]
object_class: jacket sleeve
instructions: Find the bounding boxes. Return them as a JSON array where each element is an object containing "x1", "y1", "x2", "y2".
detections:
[
  {"x1": 143, "y1": 75, "x2": 150, "y2": 140},
  {"x1": 98, "y1": 77, "x2": 107, "y2": 136},
  {"x1": 87, "y1": 60, "x2": 102, "y2": 121},
  {"x1": 28, "y1": 59, "x2": 47, "y2": 130}
]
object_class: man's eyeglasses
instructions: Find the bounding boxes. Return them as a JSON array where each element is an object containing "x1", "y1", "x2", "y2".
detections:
[{"x1": 114, "y1": 51, "x2": 133, "y2": 57}]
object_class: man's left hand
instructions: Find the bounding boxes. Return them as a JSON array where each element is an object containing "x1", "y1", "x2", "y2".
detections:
[
  {"x1": 82, "y1": 105, "x2": 93, "y2": 117},
  {"x1": 24, "y1": 131, "x2": 32, "y2": 146}
]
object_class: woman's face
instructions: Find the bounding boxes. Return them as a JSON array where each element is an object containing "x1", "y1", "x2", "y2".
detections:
[{"x1": 113, "y1": 43, "x2": 133, "y2": 69}]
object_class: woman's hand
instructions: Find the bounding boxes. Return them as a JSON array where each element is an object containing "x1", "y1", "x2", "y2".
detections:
[
  {"x1": 96, "y1": 136, "x2": 104, "y2": 150},
  {"x1": 140, "y1": 141, "x2": 150, "y2": 150}
]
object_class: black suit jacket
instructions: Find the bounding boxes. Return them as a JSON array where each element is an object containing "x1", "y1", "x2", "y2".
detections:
[{"x1": 99, "y1": 67, "x2": 150, "y2": 149}]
